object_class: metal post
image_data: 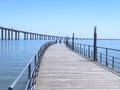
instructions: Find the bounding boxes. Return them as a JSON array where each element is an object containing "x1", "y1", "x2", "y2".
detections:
[
  {"x1": 112, "y1": 57, "x2": 114, "y2": 69},
  {"x1": 84, "y1": 45, "x2": 85, "y2": 56},
  {"x1": 93, "y1": 26, "x2": 97, "y2": 61},
  {"x1": 80, "y1": 44, "x2": 81, "y2": 54},
  {"x1": 34, "y1": 55, "x2": 37, "y2": 65},
  {"x1": 72, "y1": 33, "x2": 74, "y2": 50},
  {"x1": 106, "y1": 48, "x2": 108, "y2": 66},
  {"x1": 88, "y1": 45, "x2": 90, "y2": 58},
  {"x1": 100, "y1": 53, "x2": 102, "y2": 63},
  {"x1": 66, "y1": 37, "x2": 68, "y2": 45},
  {"x1": 28, "y1": 64, "x2": 31, "y2": 89},
  {"x1": 8, "y1": 87, "x2": 13, "y2": 90},
  {"x1": 28, "y1": 64, "x2": 31, "y2": 79}
]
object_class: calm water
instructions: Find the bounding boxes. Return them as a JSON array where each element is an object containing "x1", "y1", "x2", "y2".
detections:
[
  {"x1": 76, "y1": 40, "x2": 120, "y2": 49},
  {"x1": 0, "y1": 39, "x2": 120, "y2": 90},
  {"x1": 0, "y1": 40, "x2": 52, "y2": 90}
]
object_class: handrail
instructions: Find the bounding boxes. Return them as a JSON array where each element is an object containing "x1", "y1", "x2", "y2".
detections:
[
  {"x1": 8, "y1": 41, "x2": 56, "y2": 90},
  {"x1": 67, "y1": 42, "x2": 120, "y2": 72},
  {"x1": 73, "y1": 42, "x2": 120, "y2": 52}
]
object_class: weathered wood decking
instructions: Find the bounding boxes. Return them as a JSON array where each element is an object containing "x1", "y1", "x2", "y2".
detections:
[{"x1": 36, "y1": 44, "x2": 120, "y2": 90}]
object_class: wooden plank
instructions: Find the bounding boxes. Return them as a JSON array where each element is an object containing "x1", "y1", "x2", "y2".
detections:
[{"x1": 36, "y1": 44, "x2": 120, "y2": 90}]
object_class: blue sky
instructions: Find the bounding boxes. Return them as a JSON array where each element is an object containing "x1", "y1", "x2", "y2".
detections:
[{"x1": 0, "y1": 0, "x2": 120, "y2": 38}]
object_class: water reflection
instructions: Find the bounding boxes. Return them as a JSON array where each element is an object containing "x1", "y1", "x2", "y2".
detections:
[
  {"x1": 0, "y1": 40, "x2": 20, "y2": 53},
  {"x1": 0, "y1": 40, "x2": 50, "y2": 90}
]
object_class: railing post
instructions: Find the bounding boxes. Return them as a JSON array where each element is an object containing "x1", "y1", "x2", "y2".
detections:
[
  {"x1": 88, "y1": 45, "x2": 90, "y2": 58},
  {"x1": 28, "y1": 64, "x2": 31, "y2": 79},
  {"x1": 93, "y1": 26, "x2": 97, "y2": 61},
  {"x1": 100, "y1": 53, "x2": 102, "y2": 63},
  {"x1": 112, "y1": 57, "x2": 114, "y2": 69},
  {"x1": 8, "y1": 87, "x2": 13, "y2": 90},
  {"x1": 72, "y1": 33, "x2": 74, "y2": 50},
  {"x1": 28, "y1": 64, "x2": 31, "y2": 89},
  {"x1": 66, "y1": 37, "x2": 68, "y2": 46},
  {"x1": 84, "y1": 45, "x2": 85, "y2": 56},
  {"x1": 106, "y1": 48, "x2": 108, "y2": 66},
  {"x1": 34, "y1": 55, "x2": 37, "y2": 65}
]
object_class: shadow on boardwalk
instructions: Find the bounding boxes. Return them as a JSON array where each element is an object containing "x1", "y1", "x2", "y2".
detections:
[{"x1": 36, "y1": 44, "x2": 120, "y2": 90}]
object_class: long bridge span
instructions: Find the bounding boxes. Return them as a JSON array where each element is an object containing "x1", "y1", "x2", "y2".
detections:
[{"x1": 1, "y1": 26, "x2": 119, "y2": 41}]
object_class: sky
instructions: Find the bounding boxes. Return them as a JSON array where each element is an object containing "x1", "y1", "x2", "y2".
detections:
[{"x1": 0, "y1": 0, "x2": 120, "y2": 38}]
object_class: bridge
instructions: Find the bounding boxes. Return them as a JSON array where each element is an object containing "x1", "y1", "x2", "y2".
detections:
[
  {"x1": 0, "y1": 26, "x2": 119, "y2": 90},
  {"x1": 1, "y1": 26, "x2": 119, "y2": 41}
]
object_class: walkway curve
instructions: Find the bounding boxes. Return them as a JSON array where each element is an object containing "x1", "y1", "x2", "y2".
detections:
[{"x1": 36, "y1": 44, "x2": 120, "y2": 90}]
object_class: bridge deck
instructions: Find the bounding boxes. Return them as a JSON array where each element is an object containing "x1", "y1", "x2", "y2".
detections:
[{"x1": 36, "y1": 44, "x2": 120, "y2": 90}]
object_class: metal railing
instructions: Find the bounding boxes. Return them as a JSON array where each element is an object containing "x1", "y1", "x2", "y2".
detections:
[
  {"x1": 8, "y1": 41, "x2": 56, "y2": 90},
  {"x1": 67, "y1": 42, "x2": 120, "y2": 72}
]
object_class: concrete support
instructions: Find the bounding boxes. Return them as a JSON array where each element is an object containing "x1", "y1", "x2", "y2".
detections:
[
  {"x1": 30, "y1": 34, "x2": 32, "y2": 40},
  {"x1": 24, "y1": 33, "x2": 26, "y2": 40},
  {"x1": 8, "y1": 30, "x2": 10, "y2": 40},
  {"x1": 5, "y1": 29, "x2": 7, "y2": 40},
  {"x1": 26, "y1": 33, "x2": 28, "y2": 40},
  {"x1": 11, "y1": 31, "x2": 13, "y2": 40},
  {"x1": 15, "y1": 31, "x2": 18, "y2": 40},
  {"x1": 1, "y1": 28, "x2": 3, "y2": 40},
  {"x1": 18, "y1": 32, "x2": 20, "y2": 40},
  {"x1": 37, "y1": 34, "x2": 39, "y2": 40},
  {"x1": 35, "y1": 34, "x2": 37, "y2": 40}
]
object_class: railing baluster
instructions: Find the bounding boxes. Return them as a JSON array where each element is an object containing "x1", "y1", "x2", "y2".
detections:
[
  {"x1": 28, "y1": 63, "x2": 31, "y2": 89},
  {"x1": 106, "y1": 48, "x2": 108, "y2": 66},
  {"x1": 88, "y1": 45, "x2": 90, "y2": 58},
  {"x1": 100, "y1": 53, "x2": 102, "y2": 64},
  {"x1": 84, "y1": 45, "x2": 85, "y2": 56},
  {"x1": 80, "y1": 44, "x2": 81, "y2": 54},
  {"x1": 112, "y1": 57, "x2": 114, "y2": 69}
]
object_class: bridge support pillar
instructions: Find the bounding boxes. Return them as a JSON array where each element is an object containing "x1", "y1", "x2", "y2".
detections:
[
  {"x1": 15, "y1": 31, "x2": 18, "y2": 40},
  {"x1": 11, "y1": 31, "x2": 13, "y2": 40},
  {"x1": 8, "y1": 30, "x2": 10, "y2": 40},
  {"x1": 1, "y1": 28, "x2": 3, "y2": 40},
  {"x1": 18, "y1": 32, "x2": 20, "y2": 40},
  {"x1": 24, "y1": 33, "x2": 26, "y2": 40},
  {"x1": 5, "y1": 29, "x2": 7, "y2": 40}
]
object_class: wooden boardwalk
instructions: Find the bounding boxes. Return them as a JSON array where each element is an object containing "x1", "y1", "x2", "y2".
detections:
[{"x1": 36, "y1": 44, "x2": 120, "y2": 90}]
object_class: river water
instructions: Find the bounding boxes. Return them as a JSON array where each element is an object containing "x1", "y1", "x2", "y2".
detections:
[{"x1": 0, "y1": 40, "x2": 52, "y2": 90}]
